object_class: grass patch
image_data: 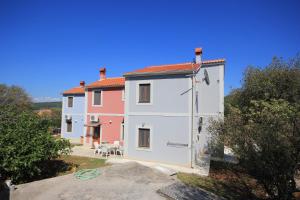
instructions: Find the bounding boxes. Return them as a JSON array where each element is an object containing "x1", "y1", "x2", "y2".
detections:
[
  {"x1": 60, "y1": 155, "x2": 106, "y2": 172},
  {"x1": 24, "y1": 155, "x2": 106, "y2": 183},
  {"x1": 70, "y1": 143, "x2": 83, "y2": 147},
  {"x1": 177, "y1": 160, "x2": 266, "y2": 200}
]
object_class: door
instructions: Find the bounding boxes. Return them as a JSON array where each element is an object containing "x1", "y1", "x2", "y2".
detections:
[{"x1": 93, "y1": 126, "x2": 101, "y2": 144}]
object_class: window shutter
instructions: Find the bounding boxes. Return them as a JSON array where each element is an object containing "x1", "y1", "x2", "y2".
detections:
[
  {"x1": 145, "y1": 85, "x2": 150, "y2": 102},
  {"x1": 94, "y1": 91, "x2": 101, "y2": 105},
  {"x1": 138, "y1": 128, "x2": 150, "y2": 148},
  {"x1": 139, "y1": 84, "x2": 150, "y2": 103},
  {"x1": 68, "y1": 97, "x2": 73, "y2": 107}
]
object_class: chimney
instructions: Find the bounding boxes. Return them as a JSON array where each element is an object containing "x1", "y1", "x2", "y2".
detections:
[
  {"x1": 100, "y1": 67, "x2": 106, "y2": 80},
  {"x1": 195, "y1": 47, "x2": 202, "y2": 64},
  {"x1": 80, "y1": 81, "x2": 85, "y2": 87}
]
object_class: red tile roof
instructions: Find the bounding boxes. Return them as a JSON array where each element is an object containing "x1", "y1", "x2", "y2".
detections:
[
  {"x1": 86, "y1": 77, "x2": 125, "y2": 89},
  {"x1": 63, "y1": 86, "x2": 85, "y2": 95},
  {"x1": 124, "y1": 59, "x2": 225, "y2": 77}
]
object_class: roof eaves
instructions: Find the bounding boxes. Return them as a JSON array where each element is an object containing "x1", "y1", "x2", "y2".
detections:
[
  {"x1": 202, "y1": 60, "x2": 226, "y2": 66},
  {"x1": 86, "y1": 84, "x2": 124, "y2": 89},
  {"x1": 123, "y1": 69, "x2": 196, "y2": 77}
]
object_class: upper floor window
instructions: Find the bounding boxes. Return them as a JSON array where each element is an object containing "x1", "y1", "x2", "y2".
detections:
[
  {"x1": 67, "y1": 97, "x2": 73, "y2": 108},
  {"x1": 93, "y1": 90, "x2": 102, "y2": 106},
  {"x1": 139, "y1": 83, "x2": 151, "y2": 103}
]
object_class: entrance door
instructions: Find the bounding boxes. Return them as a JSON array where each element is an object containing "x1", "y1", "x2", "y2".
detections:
[{"x1": 93, "y1": 126, "x2": 101, "y2": 144}]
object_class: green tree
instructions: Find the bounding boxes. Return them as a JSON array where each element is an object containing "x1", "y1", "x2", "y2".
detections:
[
  {"x1": 0, "y1": 105, "x2": 71, "y2": 183},
  {"x1": 209, "y1": 56, "x2": 300, "y2": 199}
]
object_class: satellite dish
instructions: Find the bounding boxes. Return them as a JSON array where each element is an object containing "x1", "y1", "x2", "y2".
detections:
[{"x1": 204, "y1": 69, "x2": 210, "y2": 85}]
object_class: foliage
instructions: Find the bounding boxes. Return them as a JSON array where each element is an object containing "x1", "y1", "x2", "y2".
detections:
[
  {"x1": 0, "y1": 106, "x2": 71, "y2": 183},
  {"x1": 209, "y1": 56, "x2": 300, "y2": 200},
  {"x1": 0, "y1": 84, "x2": 33, "y2": 110},
  {"x1": 26, "y1": 155, "x2": 106, "y2": 182},
  {"x1": 229, "y1": 56, "x2": 300, "y2": 109},
  {"x1": 38, "y1": 108, "x2": 62, "y2": 129}
]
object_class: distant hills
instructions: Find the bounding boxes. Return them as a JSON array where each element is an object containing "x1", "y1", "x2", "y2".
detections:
[{"x1": 33, "y1": 101, "x2": 62, "y2": 110}]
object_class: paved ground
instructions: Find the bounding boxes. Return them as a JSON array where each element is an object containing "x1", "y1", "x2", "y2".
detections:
[
  {"x1": 71, "y1": 146, "x2": 209, "y2": 175},
  {"x1": 11, "y1": 162, "x2": 176, "y2": 200}
]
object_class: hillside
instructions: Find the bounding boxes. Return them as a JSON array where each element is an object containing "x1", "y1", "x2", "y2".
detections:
[{"x1": 33, "y1": 102, "x2": 62, "y2": 110}]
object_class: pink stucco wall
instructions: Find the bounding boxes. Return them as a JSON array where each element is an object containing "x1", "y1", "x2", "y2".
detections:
[
  {"x1": 87, "y1": 88, "x2": 124, "y2": 114},
  {"x1": 85, "y1": 87, "x2": 124, "y2": 145}
]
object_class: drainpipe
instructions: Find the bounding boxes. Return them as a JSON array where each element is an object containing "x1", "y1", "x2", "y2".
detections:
[
  {"x1": 191, "y1": 47, "x2": 202, "y2": 167},
  {"x1": 190, "y1": 62, "x2": 195, "y2": 168}
]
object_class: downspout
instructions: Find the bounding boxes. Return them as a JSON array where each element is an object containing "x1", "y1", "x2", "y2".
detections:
[{"x1": 190, "y1": 63, "x2": 195, "y2": 168}]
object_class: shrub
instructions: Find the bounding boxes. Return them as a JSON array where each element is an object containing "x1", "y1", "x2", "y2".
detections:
[
  {"x1": 209, "y1": 56, "x2": 300, "y2": 200},
  {"x1": 0, "y1": 106, "x2": 71, "y2": 183}
]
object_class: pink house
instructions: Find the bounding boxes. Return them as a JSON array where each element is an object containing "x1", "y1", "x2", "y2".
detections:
[{"x1": 84, "y1": 68, "x2": 125, "y2": 146}]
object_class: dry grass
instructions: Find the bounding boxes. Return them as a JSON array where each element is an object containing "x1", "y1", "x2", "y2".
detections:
[
  {"x1": 60, "y1": 155, "x2": 106, "y2": 173},
  {"x1": 177, "y1": 161, "x2": 267, "y2": 200}
]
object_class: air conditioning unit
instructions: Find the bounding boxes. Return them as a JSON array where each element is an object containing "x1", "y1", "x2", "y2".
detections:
[{"x1": 90, "y1": 115, "x2": 98, "y2": 122}]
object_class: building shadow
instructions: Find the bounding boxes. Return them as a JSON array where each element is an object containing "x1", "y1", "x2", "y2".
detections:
[{"x1": 0, "y1": 186, "x2": 10, "y2": 200}]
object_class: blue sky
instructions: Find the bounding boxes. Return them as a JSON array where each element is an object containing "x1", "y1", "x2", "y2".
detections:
[{"x1": 0, "y1": 0, "x2": 299, "y2": 102}]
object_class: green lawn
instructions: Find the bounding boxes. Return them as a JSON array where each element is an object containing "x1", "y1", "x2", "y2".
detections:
[{"x1": 177, "y1": 161, "x2": 266, "y2": 200}]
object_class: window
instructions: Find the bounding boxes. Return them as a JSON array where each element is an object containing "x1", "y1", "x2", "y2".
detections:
[
  {"x1": 66, "y1": 121, "x2": 72, "y2": 132},
  {"x1": 93, "y1": 90, "x2": 102, "y2": 106},
  {"x1": 138, "y1": 128, "x2": 150, "y2": 148},
  {"x1": 120, "y1": 122, "x2": 125, "y2": 140},
  {"x1": 68, "y1": 97, "x2": 73, "y2": 107},
  {"x1": 139, "y1": 83, "x2": 150, "y2": 103}
]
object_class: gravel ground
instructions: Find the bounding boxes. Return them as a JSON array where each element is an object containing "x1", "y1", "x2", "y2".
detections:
[
  {"x1": 11, "y1": 162, "x2": 176, "y2": 200},
  {"x1": 158, "y1": 182, "x2": 224, "y2": 200}
]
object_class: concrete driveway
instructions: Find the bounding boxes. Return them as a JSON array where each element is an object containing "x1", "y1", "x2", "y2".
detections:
[{"x1": 11, "y1": 162, "x2": 176, "y2": 200}]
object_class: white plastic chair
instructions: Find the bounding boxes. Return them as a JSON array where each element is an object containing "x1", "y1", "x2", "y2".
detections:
[
  {"x1": 94, "y1": 142, "x2": 101, "y2": 154},
  {"x1": 113, "y1": 141, "x2": 120, "y2": 146},
  {"x1": 101, "y1": 146, "x2": 110, "y2": 158}
]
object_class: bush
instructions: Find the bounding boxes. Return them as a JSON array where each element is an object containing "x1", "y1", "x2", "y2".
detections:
[
  {"x1": 0, "y1": 106, "x2": 71, "y2": 183},
  {"x1": 209, "y1": 56, "x2": 300, "y2": 200}
]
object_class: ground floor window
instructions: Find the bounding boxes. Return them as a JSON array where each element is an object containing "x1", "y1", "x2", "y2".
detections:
[
  {"x1": 66, "y1": 121, "x2": 72, "y2": 132},
  {"x1": 138, "y1": 128, "x2": 150, "y2": 148}
]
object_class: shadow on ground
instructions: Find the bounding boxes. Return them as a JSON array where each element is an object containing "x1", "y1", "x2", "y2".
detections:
[{"x1": 0, "y1": 183, "x2": 10, "y2": 200}]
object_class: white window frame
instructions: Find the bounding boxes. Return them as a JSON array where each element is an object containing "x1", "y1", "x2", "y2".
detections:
[
  {"x1": 136, "y1": 80, "x2": 153, "y2": 105},
  {"x1": 121, "y1": 89, "x2": 125, "y2": 101},
  {"x1": 135, "y1": 124, "x2": 153, "y2": 151},
  {"x1": 67, "y1": 96, "x2": 74, "y2": 108},
  {"x1": 92, "y1": 90, "x2": 103, "y2": 107}
]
